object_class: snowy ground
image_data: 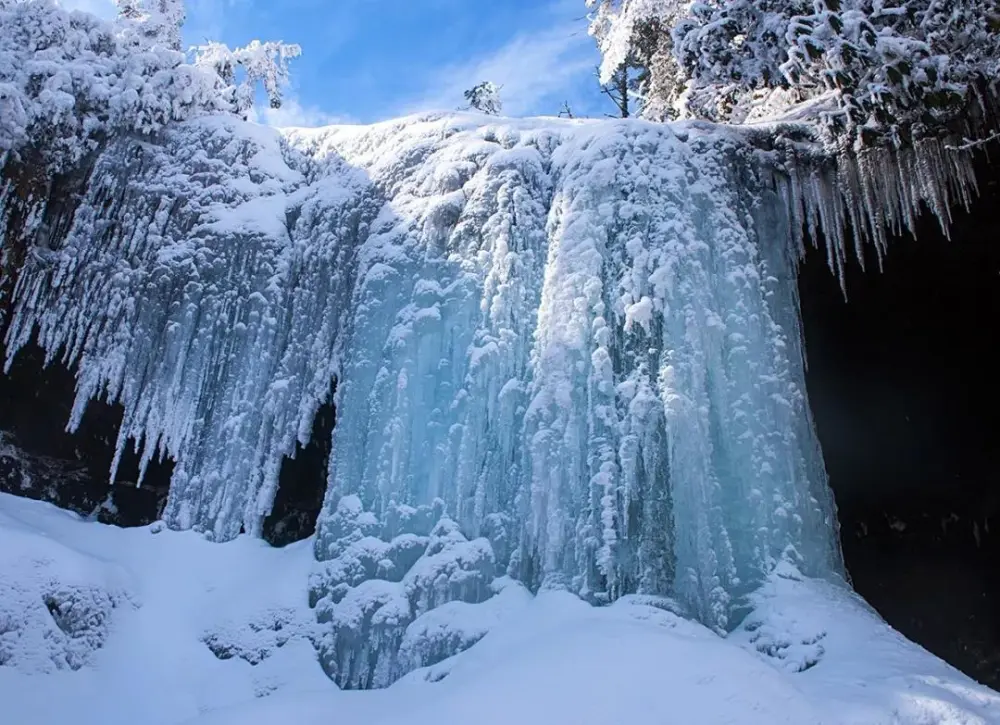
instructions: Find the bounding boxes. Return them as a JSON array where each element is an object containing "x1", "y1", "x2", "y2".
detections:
[{"x1": 1, "y1": 492, "x2": 998, "y2": 725}]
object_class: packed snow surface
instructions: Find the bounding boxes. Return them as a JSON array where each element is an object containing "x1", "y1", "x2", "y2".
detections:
[{"x1": 1, "y1": 493, "x2": 998, "y2": 725}]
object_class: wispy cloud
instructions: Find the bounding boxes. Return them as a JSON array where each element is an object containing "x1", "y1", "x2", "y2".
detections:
[{"x1": 399, "y1": 16, "x2": 597, "y2": 117}]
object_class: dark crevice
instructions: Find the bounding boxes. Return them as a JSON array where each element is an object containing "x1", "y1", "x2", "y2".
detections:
[
  {"x1": 0, "y1": 342, "x2": 172, "y2": 526},
  {"x1": 263, "y1": 381, "x2": 336, "y2": 547},
  {"x1": 800, "y1": 157, "x2": 1000, "y2": 688}
]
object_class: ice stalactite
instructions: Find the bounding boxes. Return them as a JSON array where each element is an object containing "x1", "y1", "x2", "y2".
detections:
[
  {"x1": 2, "y1": 117, "x2": 371, "y2": 541},
  {"x1": 0, "y1": 111, "x2": 980, "y2": 687},
  {"x1": 770, "y1": 134, "x2": 979, "y2": 287}
]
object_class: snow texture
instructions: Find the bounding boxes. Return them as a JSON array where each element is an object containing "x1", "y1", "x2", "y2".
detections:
[
  {"x1": 1, "y1": 110, "x2": 979, "y2": 654},
  {"x1": 0, "y1": 500, "x2": 134, "y2": 672},
  {"x1": 309, "y1": 495, "x2": 520, "y2": 687},
  {"x1": 2, "y1": 493, "x2": 999, "y2": 725}
]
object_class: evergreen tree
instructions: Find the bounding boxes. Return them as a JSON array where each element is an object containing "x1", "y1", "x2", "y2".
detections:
[
  {"x1": 587, "y1": 0, "x2": 687, "y2": 121},
  {"x1": 115, "y1": 0, "x2": 186, "y2": 51},
  {"x1": 464, "y1": 81, "x2": 503, "y2": 115},
  {"x1": 588, "y1": 0, "x2": 1000, "y2": 144},
  {"x1": 598, "y1": 56, "x2": 645, "y2": 118}
]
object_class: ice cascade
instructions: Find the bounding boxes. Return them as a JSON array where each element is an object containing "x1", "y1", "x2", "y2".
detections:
[{"x1": 0, "y1": 113, "x2": 976, "y2": 685}]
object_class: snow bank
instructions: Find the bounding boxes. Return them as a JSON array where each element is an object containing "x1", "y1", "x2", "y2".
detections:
[{"x1": 1, "y1": 493, "x2": 998, "y2": 725}]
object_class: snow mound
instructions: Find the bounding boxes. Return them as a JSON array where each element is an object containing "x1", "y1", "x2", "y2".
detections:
[
  {"x1": 0, "y1": 501, "x2": 134, "y2": 672},
  {"x1": 310, "y1": 497, "x2": 504, "y2": 688},
  {"x1": 202, "y1": 606, "x2": 311, "y2": 667}
]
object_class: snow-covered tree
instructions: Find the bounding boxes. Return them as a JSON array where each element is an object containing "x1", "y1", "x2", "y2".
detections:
[
  {"x1": 587, "y1": 0, "x2": 688, "y2": 121},
  {"x1": 115, "y1": 0, "x2": 185, "y2": 51},
  {"x1": 778, "y1": 0, "x2": 1000, "y2": 144},
  {"x1": 193, "y1": 40, "x2": 302, "y2": 118},
  {"x1": 588, "y1": 0, "x2": 1000, "y2": 144},
  {"x1": 0, "y1": 0, "x2": 219, "y2": 166},
  {"x1": 0, "y1": 0, "x2": 301, "y2": 168},
  {"x1": 464, "y1": 81, "x2": 503, "y2": 115}
]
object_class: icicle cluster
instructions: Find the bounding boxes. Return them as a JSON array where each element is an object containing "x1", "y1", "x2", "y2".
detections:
[
  {"x1": 772, "y1": 135, "x2": 978, "y2": 287},
  {"x1": 2, "y1": 116, "x2": 370, "y2": 540},
  {"x1": 0, "y1": 111, "x2": 980, "y2": 683}
]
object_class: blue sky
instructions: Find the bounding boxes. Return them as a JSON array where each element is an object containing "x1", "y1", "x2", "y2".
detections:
[{"x1": 63, "y1": 0, "x2": 608, "y2": 125}]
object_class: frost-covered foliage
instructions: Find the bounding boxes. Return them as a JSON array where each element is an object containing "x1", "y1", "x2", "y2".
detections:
[
  {"x1": 589, "y1": 0, "x2": 1000, "y2": 144},
  {"x1": 0, "y1": 509, "x2": 134, "y2": 672},
  {"x1": 193, "y1": 40, "x2": 301, "y2": 119},
  {"x1": 0, "y1": 0, "x2": 299, "y2": 169},
  {"x1": 0, "y1": 0, "x2": 221, "y2": 167},
  {"x1": 464, "y1": 81, "x2": 503, "y2": 115},
  {"x1": 116, "y1": 0, "x2": 186, "y2": 51},
  {"x1": 776, "y1": 0, "x2": 1000, "y2": 143}
]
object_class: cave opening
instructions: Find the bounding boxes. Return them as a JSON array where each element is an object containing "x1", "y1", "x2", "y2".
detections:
[
  {"x1": 263, "y1": 383, "x2": 336, "y2": 547},
  {"x1": 0, "y1": 342, "x2": 174, "y2": 526},
  {"x1": 799, "y1": 158, "x2": 1000, "y2": 688}
]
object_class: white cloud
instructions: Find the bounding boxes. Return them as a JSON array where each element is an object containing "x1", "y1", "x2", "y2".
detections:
[
  {"x1": 401, "y1": 18, "x2": 597, "y2": 118},
  {"x1": 257, "y1": 96, "x2": 351, "y2": 129}
]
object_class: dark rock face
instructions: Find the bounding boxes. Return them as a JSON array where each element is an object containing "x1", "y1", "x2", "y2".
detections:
[
  {"x1": 263, "y1": 390, "x2": 335, "y2": 547},
  {"x1": 0, "y1": 342, "x2": 171, "y2": 527},
  {"x1": 0, "y1": 335, "x2": 331, "y2": 542},
  {"x1": 800, "y1": 154, "x2": 1000, "y2": 688}
]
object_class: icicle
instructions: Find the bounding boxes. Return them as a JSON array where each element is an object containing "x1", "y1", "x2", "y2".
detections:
[{"x1": 772, "y1": 134, "x2": 977, "y2": 294}]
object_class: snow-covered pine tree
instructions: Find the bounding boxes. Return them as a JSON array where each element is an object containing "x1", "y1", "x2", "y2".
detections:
[
  {"x1": 588, "y1": 0, "x2": 1000, "y2": 144},
  {"x1": 115, "y1": 0, "x2": 186, "y2": 51},
  {"x1": 193, "y1": 40, "x2": 302, "y2": 118},
  {"x1": 587, "y1": 0, "x2": 688, "y2": 121},
  {"x1": 464, "y1": 81, "x2": 503, "y2": 115}
]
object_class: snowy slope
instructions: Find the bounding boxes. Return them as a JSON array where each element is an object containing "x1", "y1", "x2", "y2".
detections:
[{"x1": 1, "y1": 492, "x2": 998, "y2": 725}]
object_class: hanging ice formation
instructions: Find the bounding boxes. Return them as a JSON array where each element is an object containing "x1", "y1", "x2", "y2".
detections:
[{"x1": 0, "y1": 112, "x2": 978, "y2": 686}]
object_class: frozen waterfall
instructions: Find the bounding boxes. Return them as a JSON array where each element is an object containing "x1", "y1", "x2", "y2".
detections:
[{"x1": 0, "y1": 112, "x2": 976, "y2": 685}]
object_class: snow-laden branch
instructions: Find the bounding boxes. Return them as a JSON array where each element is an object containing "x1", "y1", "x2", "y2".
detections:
[{"x1": 945, "y1": 131, "x2": 1000, "y2": 152}]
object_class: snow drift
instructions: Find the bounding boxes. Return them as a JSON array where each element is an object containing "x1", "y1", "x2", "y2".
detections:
[{"x1": 2, "y1": 493, "x2": 999, "y2": 725}]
